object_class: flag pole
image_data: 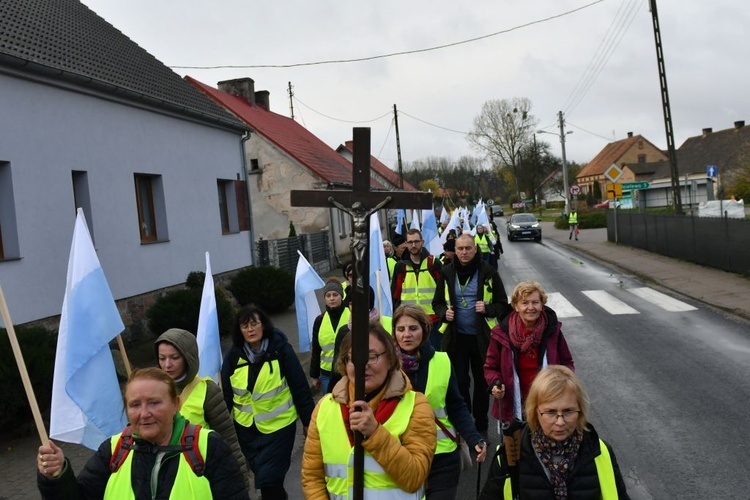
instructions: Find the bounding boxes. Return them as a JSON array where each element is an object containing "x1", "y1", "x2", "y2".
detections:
[
  {"x1": 375, "y1": 269, "x2": 383, "y2": 314},
  {"x1": 115, "y1": 335, "x2": 132, "y2": 377},
  {"x1": 0, "y1": 282, "x2": 50, "y2": 446}
]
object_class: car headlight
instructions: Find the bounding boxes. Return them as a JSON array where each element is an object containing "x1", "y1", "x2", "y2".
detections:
[
  {"x1": 531, "y1": 223, "x2": 539, "y2": 228},
  {"x1": 510, "y1": 224, "x2": 520, "y2": 229}
]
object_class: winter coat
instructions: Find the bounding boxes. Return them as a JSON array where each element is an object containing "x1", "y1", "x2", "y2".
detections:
[
  {"x1": 37, "y1": 416, "x2": 247, "y2": 500},
  {"x1": 391, "y1": 247, "x2": 443, "y2": 319},
  {"x1": 154, "y1": 329, "x2": 246, "y2": 476},
  {"x1": 479, "y1": 424, "x2": 630, "y2": 499},
  {"x1": 301, "y1": 370, "x2": 436, "y2": 499},
  {"x1": 309, "y1": 304, "x2": 347, "y2": 379},
  {"x1": 432, "y1": 252, "x2": 512, "y2": 357},
  {"x1": 483, "y1": 307, "x2": 575, "y2": 423}
]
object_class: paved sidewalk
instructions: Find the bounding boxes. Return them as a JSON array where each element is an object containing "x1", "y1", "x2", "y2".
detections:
[{"x1": 2, "y1": 228, "x2": 749, "y2": 498}]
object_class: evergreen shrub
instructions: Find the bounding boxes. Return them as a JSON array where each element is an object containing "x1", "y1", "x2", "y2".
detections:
[
  {"x1": 0, "y1": 326, "x2": 56, "y2": 429},
  {"x1": 146, "y1": 273, "x2": 235, "y2": 338},
  {"x1": 228, "y1": 265, "x2": 294, "y2": 313}
]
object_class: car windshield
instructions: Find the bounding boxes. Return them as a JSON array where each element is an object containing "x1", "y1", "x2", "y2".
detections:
[{"x1": 512, "y1": 214, "x2": 536, "y2": 223}]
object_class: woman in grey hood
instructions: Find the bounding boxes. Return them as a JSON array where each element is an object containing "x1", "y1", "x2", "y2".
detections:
[{"x1": 154, "y1": 328, "x2": 248, "y2": 479}]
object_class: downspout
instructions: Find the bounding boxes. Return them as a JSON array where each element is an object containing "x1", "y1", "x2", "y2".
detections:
[{"x1": 240, "y1": 131, "x2": 256, "y2": 264}]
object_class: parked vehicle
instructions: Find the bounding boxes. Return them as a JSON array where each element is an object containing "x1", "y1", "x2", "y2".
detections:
[{"x1": 506, "y1": 213, "x2": 542, "y2": 242}]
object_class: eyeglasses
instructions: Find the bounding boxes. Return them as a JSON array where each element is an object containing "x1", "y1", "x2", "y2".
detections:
[
  {"x1": 242, "y1": 320, "x2": 260, "y2": 329},
  {"x1": 343, "y1": 351, "x2": 386, "y2": 366},
  {"x1": 406, "y1": 240, "x2": 422, "y2": 246},
  {"x1": 538, "y1": 410, "x2": 581, "y2": 423}
]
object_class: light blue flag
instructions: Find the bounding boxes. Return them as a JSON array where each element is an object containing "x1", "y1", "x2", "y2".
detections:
[
  {"x1": 50, "y1": 208, "x2": 126, "y2": 450},
  {"x1": 421, "y1": 209, "x2": 442, "y2": 256},
  {"x1": 369, "y1": 212, "x2": 393, "y2": 318},
  {"x1": 474, "y1": 205, "x2": 496, "y2": 242},
  {"x1": 440, "y1": 209, "x2": 460, "y2": 244},
  {"x1": 295, "y1": 251, "x2": 324, "y2": 353},
  {"x1": 197, "y1": 252, "x2": 221, "y2": 382},
  {"x1": 395, "y1": 209, "x2": 406, "y2": 236},
  {"x1": 439, "y1": 205, "x2": 449, "y2": 225},
  {"x1": 410, "y1": 209, "x2": 421, "y2": 231}
]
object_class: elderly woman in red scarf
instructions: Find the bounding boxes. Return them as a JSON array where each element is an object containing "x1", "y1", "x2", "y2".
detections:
[{"x1": 483, "y1": 280, "x2": 575, "y2": 427}]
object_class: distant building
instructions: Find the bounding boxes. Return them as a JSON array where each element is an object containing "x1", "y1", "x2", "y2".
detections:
[{"x1": 0, "y1": 0, "x2": 251, "y2": 327}]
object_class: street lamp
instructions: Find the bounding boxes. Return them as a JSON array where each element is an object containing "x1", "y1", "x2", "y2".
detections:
[{"x1": 537, "y1": 112, "x2": 573, "y2": 215}]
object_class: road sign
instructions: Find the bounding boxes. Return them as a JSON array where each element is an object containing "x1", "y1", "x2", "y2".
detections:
[
  {"x1": 606, "y1": 182, "x2": 622, "y2": 199},
  {"x1": 486, "y1": 199, "x2": 494, "y2": 206},
  {"x1": 707, "y1": 165, "x2": 718, "y2": 178},
  {"x1": 512, "y1": 202, "x2": 524, "y2": 209},
  {"x1": 569, "y1": 185, "x2": 580, "y2": 196},
  {"x1": 622, "y1": 181, "x2": 650, "y2": 190},
  {"x1": 519, "y1": 192, "x2": 526, "y2": 200},
  {"x1": 603, "y1": 163, "x2": 623, "y2": 183}
]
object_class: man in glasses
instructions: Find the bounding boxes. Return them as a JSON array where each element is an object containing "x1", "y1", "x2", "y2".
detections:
[{"x1": 391, "y1": 228, "x2": 442, "y2": 346}]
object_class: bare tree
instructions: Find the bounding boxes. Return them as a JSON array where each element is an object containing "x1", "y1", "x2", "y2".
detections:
[{"x1": 467, "y1": 97, "x2": 539, "y2": 198}]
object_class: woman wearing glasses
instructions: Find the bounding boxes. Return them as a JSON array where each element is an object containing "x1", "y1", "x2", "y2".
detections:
[
  {"x1": 484, "y1": 280, "x2": 575, "y2": 427},
  {"x1": 479, "y1": 365, "x2": 629, "y2": 499},
  {"x1": 221, "y1": 304, "x2": 315, "y2": 500},
  {"x1": 302, "y1": 321, "x2": 436, "y2": 499}
]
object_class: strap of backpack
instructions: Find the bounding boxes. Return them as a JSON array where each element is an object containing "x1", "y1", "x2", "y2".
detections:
[
  {"x1": 181, "y1": 424, "x2": 206, "y2": 476},
  {"x1": 109, "y1": 426, "x2": 134, "y2": 473}
]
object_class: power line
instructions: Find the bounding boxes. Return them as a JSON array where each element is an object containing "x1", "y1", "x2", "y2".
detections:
[
  {"x1": 399, "y1": 110, "x2": 467, "y2": 135},
  {"x1": 567, "y1": 121, "x2": 615, "y2": 142},
  {"x1": 171, "y1": 1, "x2": 605, "y2": 70},
  {"x1": 293, "y1": 96, "x2": 392, "y2": 124}
]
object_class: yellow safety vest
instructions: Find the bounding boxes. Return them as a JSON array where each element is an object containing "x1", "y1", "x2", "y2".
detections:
[
  {"x1": 497, "y1": 438, "x2": 619, "y2": 499},
  {"x1": 387, "y1": 256, "x2": 398, "y2": 281},
  {"x1": 424, "y1": 353, "x2": 457, "y2": 454},
  {"x1": 400, "y1": 259, "x2": 437, "y2": 316},
  {"x1": 229, "y1": 359, "x2": 297, "y2": 433},
  {"x1": 317, "y1": 391, "x2": 424, "y2": 500},
  {"x1": 568, "y1": 212, "x2": 578, "y2": 224},
  {"x1": 380, "y1": 315, "x2": 392, "y2": 335},
  {"x1": 179, "y1": 378, "x2": 209, "y2": 428},
  {"x1": 438, "y1": 275, "x2": 497, "y2": 333},
  {"x1": 104, "y1": 427, "x2": 212, "y2": 499},
  {"x1": 320, "y1": 309, "x2": 350, "y2": 373},
  {"x1": 474, "y1": 234, "x2": 491, "y2": 254}
]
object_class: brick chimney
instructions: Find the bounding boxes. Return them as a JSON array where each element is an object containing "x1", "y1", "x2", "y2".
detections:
[
  {"x1": 627, "y1": 132, "x2": 633, "y2": 138},
  {"x1": 255, "y1": 90, "x2": 270, "y2": 110},
  {"x1": 702, "y1": 127, "x2": 712, "y2": 137},
  {"x1": 735, "y1": 120, "x2": 745, "y2": 130},
  {"x1": 218, "y1": 78, "x2": 255, "y2": 105}
]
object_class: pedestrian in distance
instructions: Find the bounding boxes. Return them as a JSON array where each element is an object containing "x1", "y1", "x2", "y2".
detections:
[
  {"x1": 221, "y1": 304, "x2": 315, "y2": 500},
  {"x1": 154, "y1": 328, "x2": 248, "y2": 483},
  {"x1": 393, "y1": 304, "x2": 488, "y2": 499},
  {"x1": 568, "y1": 210, "x2": 579, "y2": 240},
  {"x1": 438, "y1": 238, "x2": 456, "y2": 266},
  {"x1": 309, "y1": 279, "x2": 349, "y2": 394},
  {"x1": 432, "y1": 233, "x2": 512, "y2": 437},
  {"x1": 479, "y1": 365, "x2": 630, "y2": 499},
  {"x1": 301, "y1": 321, "x2": 436, "y2": 499},
  {"x1": 37, "y1": 367, "x2": 248, "y2": 499}
]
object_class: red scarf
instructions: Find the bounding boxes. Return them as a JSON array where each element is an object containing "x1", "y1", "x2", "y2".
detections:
[
  {"x1": 339, "y1": 398, "x2": 400, "y2": 447},
  {"x1": 508, "y1": 310, "x2": 547, "y2": 355}
]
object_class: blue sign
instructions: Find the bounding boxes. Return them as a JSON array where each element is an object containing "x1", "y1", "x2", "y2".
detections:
[{"x1": 707, "y1": 165, "x2": 718, "y2": 178}]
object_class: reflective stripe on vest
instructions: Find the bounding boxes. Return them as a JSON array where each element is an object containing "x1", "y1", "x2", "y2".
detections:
[
  {"x1": 424, "y1": 353, "x2": 457, "y2": 454},
  {"x1": 500, "y1": 439, "x2": 619, "y2": 499},
  {"x1": 179, "y1": 378, "x2": 209, "y2": 428},
  {"x1": 104, "y1": 427, "x2": 212, "y2": 499},
  {"x1": 318, "y1": 391, "x2": 425, "y2": 499},
  {"x1": 320, "y1": 309, "x2": 350, "y2": 372},
  {"x1": 229, "y1": 359, "x2": 298, "y2": 432},
  {"x1": 474, "y1": 234, "x2": 490, "y2": 254},
  {"x1": 568, "y1": 212, "x2": 578, "y2": 224},
  {"x1": 400, "y1": 259, "x2": 436, "y2": 316}
]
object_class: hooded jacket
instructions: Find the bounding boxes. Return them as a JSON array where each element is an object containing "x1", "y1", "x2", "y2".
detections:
[
  {"x1": 483, "y1": 307, "x2": 575, "y2": 423},
  {"x1": 154, "y1": 329, "x2": 246, "y2": 477}
]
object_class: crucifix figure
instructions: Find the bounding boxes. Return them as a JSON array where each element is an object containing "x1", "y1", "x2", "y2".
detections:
[{"x1": 291, "y1": 127, "x2": 431, "y2": 499}]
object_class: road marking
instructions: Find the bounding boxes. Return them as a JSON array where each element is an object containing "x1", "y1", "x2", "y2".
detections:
[
  {"x1": 546, "y1": 292, "x2": 583, "y2": 318},
  {"x1": 582, "y1": 290, "x2": 640, "y2": 315},
  {"x1": 627, "y1": 287, "x2": 698, "y2": 312}
]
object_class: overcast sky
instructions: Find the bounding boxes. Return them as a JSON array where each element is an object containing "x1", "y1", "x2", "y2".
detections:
[{"x1": 81, "y1": 0, "x2": 748, "y2": 170}]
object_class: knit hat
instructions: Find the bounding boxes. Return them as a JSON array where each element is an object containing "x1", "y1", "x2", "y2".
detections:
[
  {"x1": 392, "y1": 232, "x2": 406, "y2": 247},
  {"x1": 443, "y1": 239, "x2": 455, "y2": 252},
  {"x1": 322, "y1": 281, "x2": 344, "y2": 297}
]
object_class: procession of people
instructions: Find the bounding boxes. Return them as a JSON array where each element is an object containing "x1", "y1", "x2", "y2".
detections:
[{"x1": 33, "y1": 202, "x2": 629, "y2": 500}]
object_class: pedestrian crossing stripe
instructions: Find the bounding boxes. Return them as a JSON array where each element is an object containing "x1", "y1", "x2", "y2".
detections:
[
  {"x1": 582, "y1": 290, "x2": 640, "y2": 315},
  {"x1": 546, "y1": 292, "x2": 582, "y2": 318},
  {"x1": 627, "y1": 287, "x2": 698, "y2": 312}
]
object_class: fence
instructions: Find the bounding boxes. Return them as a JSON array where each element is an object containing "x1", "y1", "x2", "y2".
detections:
[
  {"x1": 607, "y1": 212, "x2": 750, "y2": 275},
  {"x1": 255, "y1": 230, "x2": 332, "y2": 275}
]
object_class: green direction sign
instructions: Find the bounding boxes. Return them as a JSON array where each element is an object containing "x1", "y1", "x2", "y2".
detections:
[{"x1": 622, "y1": 181, "x2": 650, "y2": 190}]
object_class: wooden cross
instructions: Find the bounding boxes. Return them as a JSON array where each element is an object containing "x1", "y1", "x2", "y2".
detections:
[{"x1": 291, "y1": 127, "x2": 431, "y2": 498}]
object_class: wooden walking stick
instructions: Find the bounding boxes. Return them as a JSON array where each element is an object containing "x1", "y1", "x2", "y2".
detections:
[{"x1": 0, "y1": 282, "x2": 50, "y2": 446}]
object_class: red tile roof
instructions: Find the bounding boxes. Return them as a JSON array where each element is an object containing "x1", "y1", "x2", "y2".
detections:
[
  {"x1": 578, "y1": 134, "x2": 662, "y2": 178},
  {"x1": 339, "y1": 141, "x2": 418, "y2": 191},
  {"x1": 186, "y1": 76, "x2": 385, "y2": 188}
]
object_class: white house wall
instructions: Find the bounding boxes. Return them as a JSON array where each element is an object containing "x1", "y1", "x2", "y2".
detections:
[{"x1": 0, "y1": 72, "x2": 251, "y2": 324}]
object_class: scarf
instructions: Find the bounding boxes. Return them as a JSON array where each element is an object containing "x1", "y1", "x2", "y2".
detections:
[
  {"x1": 531, "y1": 427, "x2": 584, "y2": 500},
  {"x1": 242, "y1": 338, "x2": 269, "y2": 363},
  {"x1": 398, "y1": 348, "x2": 420, "y2": 374},
  {"x1": 508, "y1": 310, "x2": 547, "y2": 356},
  {"x1": 339, "y1": 374, "x2": 400, "y2": 446},
  {"x1": 454, "y1": 250, "x2": 481, "y2": 285}
]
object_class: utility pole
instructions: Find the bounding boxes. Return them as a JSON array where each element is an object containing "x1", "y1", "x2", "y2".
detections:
[
  {"x1": 287, "y1": 81, "x2": 295, "y2": 120},
  {"x1": 393, "y1": 104, "x2": 404, "y2": 189},
  {"x1": 649, "y1": 0, "x2": 683, "y2": 214},
  {"x1": 558, "y1": 111, "x2": 571, "y2": 216}
]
